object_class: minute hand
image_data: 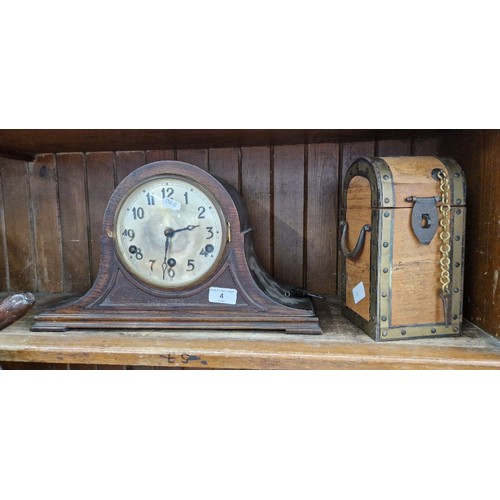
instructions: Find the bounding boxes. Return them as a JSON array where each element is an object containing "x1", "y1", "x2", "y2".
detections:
[{"x1": 166, "y1": 225, "x2": 200, "y2": 237}]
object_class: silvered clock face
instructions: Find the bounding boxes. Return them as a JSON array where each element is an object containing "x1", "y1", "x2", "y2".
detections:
[{"x1": 115, "y1": 175, "x2": 227, "y2": 289}]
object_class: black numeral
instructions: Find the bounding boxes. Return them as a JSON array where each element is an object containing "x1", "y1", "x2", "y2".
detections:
[
  {"x1": 199, "y1": 244, "x2": 215, "y2": 257},
  {"x1": 149, "y1": 260, "x2": 156, "y2": 271},
  {"x1": 132, "y1": 207, "x2": 144, "y2": 220},
  {"x1": 129, "y1": 245, "x2": 143, "y2": 260},
  {"x1": 167, "y1": 268, "x2": 175, "y2": 278},
  {"x1": 146, "y1": 193, "x2": 155, "y2": 205},
  {"x1": 206, "y1": 227, "x2": 214, "y2": 239},
  {"x1": 122, "y1": 229, "x2": 135, "y2": 241},
  {"x1": 186, "y1": 259, "x2": 195, "y2": 271},
  {"x1": 198, "y1": 206, "x2": 206, "y2": 219},
  {"x1": 184, "y1": 192, "x2": 189, "y2": 204},
  {"x1": 162, "y1": 187, "x2": 174, "y2": 198}
]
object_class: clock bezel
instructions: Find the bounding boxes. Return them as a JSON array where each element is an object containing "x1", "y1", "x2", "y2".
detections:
[{"x1": 113, "y1": 173, "x2": 229, "y2": 292}]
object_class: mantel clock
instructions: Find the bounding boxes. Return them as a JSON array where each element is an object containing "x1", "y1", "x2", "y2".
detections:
[{"x1": 32, "y1": 161, "x2": 321, "y2": 334}]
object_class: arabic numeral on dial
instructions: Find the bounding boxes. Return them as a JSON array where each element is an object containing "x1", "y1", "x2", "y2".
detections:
[
  {"x1": 162, "y1": 187, "x2": 174, "y2": 198},
  {"x1": 146, "y1": 192, "x2": 155, "y2": 205},
  {"x1": 198, "y1": 206, "x2": 206, "y2": 219},
  {"x1": 206, "y1": 227, "x2": 214, "y2": 239},
  {"x1": 199, "y1": 244, "x2": 215, "y2": 257},
  {"x1": 186, "y1": 259, "x2": 195, "y2": 271},
  {"x1": 122, "y1": 229, "x2": 135, "y2": 241},
  {"x1": 132, "y1": 207, "x2": 144, "y2": 220},
  {"x1": 167, "y1": 268, "x2": 175, "y2": 278},
  {"x1": 184, "y1": 191, "x2": 189, "y2": 204},
  {"x1": 129, "y1": 245, "x2": 143, "y2": 260},
  {"x1": 149, "y1": 260, "x2": 156, "y2": 271}
]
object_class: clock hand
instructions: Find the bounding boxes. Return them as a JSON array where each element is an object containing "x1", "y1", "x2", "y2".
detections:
[
  {"x1": 162, "y1": 233, "x2": 171, "y2": 280},
  {"x1": 165, "y1": 224, "x2": 200, "y2": 238}
]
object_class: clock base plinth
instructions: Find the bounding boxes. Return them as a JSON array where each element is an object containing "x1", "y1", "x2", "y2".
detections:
[{"x1": 31, "y1": 311, "x2": 321, "y2": 335}]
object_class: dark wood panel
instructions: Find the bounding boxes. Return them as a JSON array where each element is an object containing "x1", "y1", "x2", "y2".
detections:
[
  {"x1": 0, "y1": 174, "x2": 7, "y2": 290},
  {"x1": 376, "y1": 139, "x2": 412, "y2": 156},
  {"x1": 145, "y1": 150, "x2": 175, "y2": 163},
  {"x1": 441, "y1": 130, "x2": 500, "y2": 338},
  {"x1": 208, "y1": 148, "x2": 240, "y2": 189},
  {"x1": 306, "y1": 143, "x2": 339, "y2": 294},
  {"x1": 340, "y1": 141, "x2": 376, "y2": 181},
  {"x1": 115, "y1": 151, "x2": 146, "y2": 184},
  {"x1": 0, "y1": 159, "x2": 36, "y2": 291},
  {"x1": 86, "y1": 152, "x2": 115, "y2": 282},
  {"x1": 176, "y1": 149, "x2": 208, "y2": 170},
  {"x1": 273, "y1": 145, "x2": 305, "y2": 288},
  {"x1": 412, "y1": 137, "x2": 441, "y2": 155},
  {"x1": 0, "y1": 130, "x2": 448, "y2": 157},
  {"x1": 241, "y1": 147, "x2": 272, "y2": 274},
  {"x1": 29, "y1": 154, "x2": 63, "y2": 292},
  {"x1": 57, "y1": 153, "x2": 91, "y2": 292}
]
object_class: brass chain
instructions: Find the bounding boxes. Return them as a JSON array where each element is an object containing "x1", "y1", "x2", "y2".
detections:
[{"x1": 437, "y1": 169, "x2": 451, "y2": 294}]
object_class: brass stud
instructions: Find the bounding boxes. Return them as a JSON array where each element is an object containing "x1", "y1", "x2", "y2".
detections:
[
  {"x1": 383, "y1": 268, "x2": 388, "y2": 273},
  {"x1": 383, "y1": 175, "x2": 389, "y2": 180},
  {"x1": 381, "y1": 316, "x2": 387, "y2": 322},
  {"x1": 454, "y1": 288, "x2": 459, "y2": 293},
  {"x1": 453, "y1": 327, "x2": 459, "y2": 333},
  {"x1": 384, "y1": 198, "x2": 390, "y2": 203},
  {"x1": 382, "y1": 331, "x2": 388, "y2": 337},
  {"x1": 455, "y1": 235, "x2": 461, "y2": 241},
  {"x1": 456, "y1": 209, "x2": 462, "y2": 215},
  {"x1": 401, "y1": 330, "x2": 406, "y2": 336},
  {"x1": 454, "y1": 172, "x2": 460, "y2": 178},
  {"x1": 383, "y1": 242, "x2": 389, "y2": 248},
  {"x1": 455, "y1": 262, "x2": 460, "y2": 267},
  {"x1": 381, "y1": 292, "x2": 387, "y2": 297},
  {"x1": 431, "y1": 328, "x2": 436, "y2": 333},
  {"x1": 453, "y1": 315, "x2": 458, "y2": 320},
  {"x1": 456, "y1": 199, "x2": 462, "y2": 205},
  {"x1": 384, "y1": 211, "x2": 390, "y2": 218}
]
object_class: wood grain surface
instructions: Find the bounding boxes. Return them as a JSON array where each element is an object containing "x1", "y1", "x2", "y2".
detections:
[
  {"x1": 273, "y1": 145, "x2": 305, "y2": 288},
  {"x1": 0, "y1": 130, "x2": 445, "y2": 156},
  {"x1": 441, "y1": 130, "x2": 500, "y2": 337},
  {"x1": 86, "y1": 152, "x2": 115, "y2": 282},
  {"x1": 176, "y1": 149, "x2": 208, "y2": 170},
  {"x1": 345, "y1": 175, "x2": 372, "y2": 321},
  {"x1": 29, "y1": 154, "x2": 63, "y2": 292},
  {"x1": 57, "y1": 153, "x2": 90, "y2": 292},
  {"x1": 1, "y1": 131, "x2": 499, "y2": 345},
  {"x1": 391, "y1": 208, "x2": 444, "y2": 326},
  {"x1": 241, "y1": 146, "x2": 272, "y2": 274},
  {"x1": 1, "y1": 293, "x2": 499, "y2": 369},
  {"x1": 209, "y1": 148, "x2": 240, "y2": 189},
  {"x1": 306, "y1": 143, "x2": 339, "y2": 294},
  {"x1": 0, "y1": 138, "x2": 445, "y2": 299},
  {"x1": 0, "y1": 158, "x2": 36, "y2": 291}
]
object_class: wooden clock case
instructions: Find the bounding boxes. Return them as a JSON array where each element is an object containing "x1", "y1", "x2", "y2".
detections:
[{"x1": 32, "y1": 161, "x2": 321, "y2": 334}]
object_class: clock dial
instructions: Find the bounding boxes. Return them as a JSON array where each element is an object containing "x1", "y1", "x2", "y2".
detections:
[{"x1": 115, "y1": 175, "x2": 227, "y2": 289}]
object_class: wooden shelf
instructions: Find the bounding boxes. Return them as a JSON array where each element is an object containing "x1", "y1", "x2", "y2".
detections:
[
  {"x1": 0, "y1": 129, "x2": 449, "y2": 161},
  {"x1": 1, "y1": 294, "x2": 499, "y2": 369}
]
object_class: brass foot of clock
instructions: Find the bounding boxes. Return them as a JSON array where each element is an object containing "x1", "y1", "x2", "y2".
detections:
[{"x1": 32, "y1": 161, "x2": 321, "y2": 334}]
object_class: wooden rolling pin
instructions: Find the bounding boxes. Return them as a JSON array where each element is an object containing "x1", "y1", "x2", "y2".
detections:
[{"x1": 0, "y1": 292, "x2": 35, "y2": 330}]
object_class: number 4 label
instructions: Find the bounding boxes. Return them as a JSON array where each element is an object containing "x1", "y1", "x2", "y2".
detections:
[{"x1": 209, "y1": 287, "x2": 237, "y2": 305}]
